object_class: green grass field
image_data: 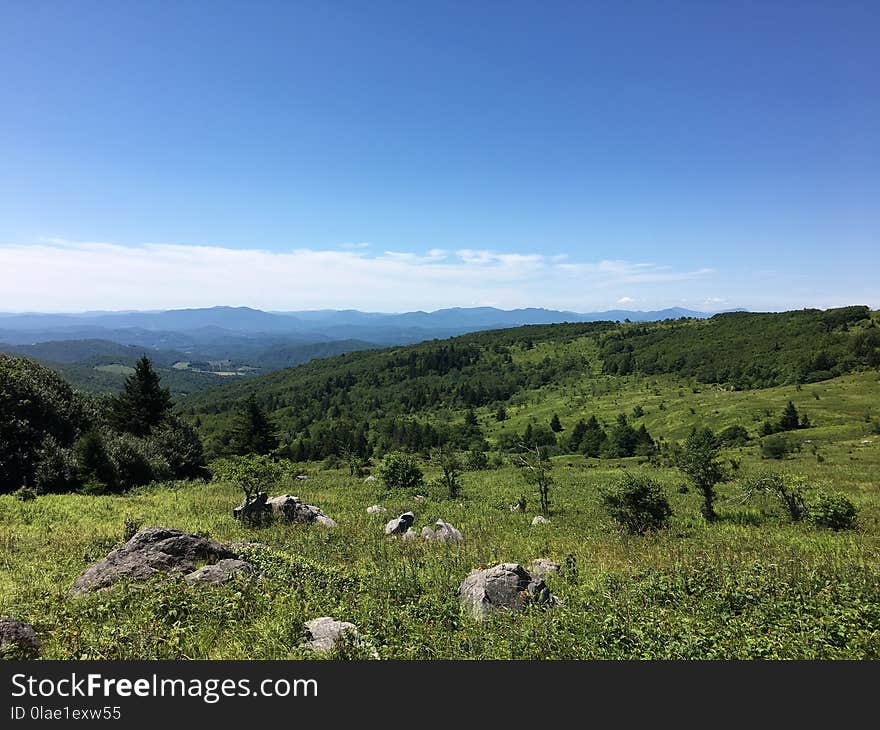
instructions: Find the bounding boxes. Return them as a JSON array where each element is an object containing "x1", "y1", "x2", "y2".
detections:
[{"x1": 2, "y1": 370, "x2": 878, "y2": 659}]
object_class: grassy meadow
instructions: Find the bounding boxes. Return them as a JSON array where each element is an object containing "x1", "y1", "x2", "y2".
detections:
[{"x1": 2, "y1": 369, "x2": 878, "y2": 659}]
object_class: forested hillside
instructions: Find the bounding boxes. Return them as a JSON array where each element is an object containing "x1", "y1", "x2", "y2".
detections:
[{"x1": 181, "y1": 307, "x2": 880, "y2": 460}]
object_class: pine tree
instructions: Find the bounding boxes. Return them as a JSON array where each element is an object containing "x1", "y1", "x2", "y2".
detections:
[
  {"x1": 495, "y1": 405, "x2": 508, "y2": 422},
  {"x1": 779, "y1": 401, "x2": 800, "y2": 431},
  {"x1": 550, "y1": 413, "x2": 563, "y2": 433},
  {"x1": 111, "y1": 356, "x2": 171, "y2": 437},
  {"x1": 227, "y1": 394, "x2": 279, "y2": 455},
  {"x1": 581, "y1": 415, "x2": 607, "y2": 457}
]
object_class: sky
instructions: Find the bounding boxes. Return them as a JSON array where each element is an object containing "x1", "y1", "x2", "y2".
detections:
[{"x1": 0, "y1": 1, "x2": 877, "y2": 313}]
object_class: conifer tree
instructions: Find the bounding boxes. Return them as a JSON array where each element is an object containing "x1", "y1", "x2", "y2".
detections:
[
  {"x1": 227, "y1": 394, "x2": 279, "y2": 455},
  {"x1": 111, "y1": 356, "x2": 171, "y2": 437}
]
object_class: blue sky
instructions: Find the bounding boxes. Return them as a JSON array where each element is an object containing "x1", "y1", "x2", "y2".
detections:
[{"x1": 1, "y1": 1, "x2": 877, "y2": 312}]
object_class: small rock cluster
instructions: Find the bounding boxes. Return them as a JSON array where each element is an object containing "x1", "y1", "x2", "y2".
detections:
[{"x1": 384, "y1": 513, "x2": 463, "y2": 543}]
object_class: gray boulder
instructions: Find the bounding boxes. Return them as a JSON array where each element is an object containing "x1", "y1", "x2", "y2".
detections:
[
  {"x1": 363, "y1": 475, "x2": 377, "y2": 483},
  {"x1": 71, "y1": 526, "x2": 236, "y2": 595},
  {"x1": 422, "y1": 519, "x2": 463, "y2": 543},
  {"x1": 0, "y1": 618, "x2": 40, "y2": 659},
  {"x1": 300, "y1": 617, "x2": 376, "y2": 657},
  {"x1": 529, "y1": 558, "x2": 562, "y2": 578},
  {"x1": 402, "y1": 528, "x2": 419, "y2": 541},
  {"x1": 531, "y1": 515, "x2": 550, "y2": 526},
  {"x1": 414, "y1": 495, "x2": 427, "y2": 504},
  {"x1": 366, "y1": 504, "x2": 387, "y2": 515},
  {"x1": 267, "y1": 495, "x2": 336, "y2": 527},
  {"x1": 458, "y1": 563, "x2": 552, "y2": 620},
  {"x1": 185, "y1": 559, "x2": 254, "y2": 586},
  {"x1": 384, "y1": 511, "x2": 415, "y2": 535}
]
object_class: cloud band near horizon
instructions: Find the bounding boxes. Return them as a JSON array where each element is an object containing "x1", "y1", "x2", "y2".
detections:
[
  {"x1": 0, "y1": 239, "x2": 725, "y2": 313},
  {"x1": 6, "y1": 238, "x2": 872, "y2": 314}
]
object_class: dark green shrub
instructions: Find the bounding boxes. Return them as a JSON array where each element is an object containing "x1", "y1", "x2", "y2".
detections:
[
  {"x1": 106, "y1": 433, "x2": 160, "y2": 490},
  {"x1": 808, "y1": 490, "x2": 858, "y2": 530},
  {"x1": 0, "y1": 354, "x2": 84, "y2": 492},
  {"x1": 718, "y1": 425, "x2": 750, "y2": 447},
  {"x1": 33, "y1": 434, "x2": 78, "y2": 492},
  {"x1": 600, "y1": 472, "x2": 672, "y2": 534},
  {"x1": 148, "y1": 418, "x2": 208, "y2": 480},
  {"x1": 377, "y1": 452, "x2": 424, "y2": 491},
  {"x1": 13, "y1": 485, "x2": 37, "y2": 502},
  {"x1": 465, "y1": 449, "x2": 489, "y2": 471},
  {"x1": 75, "y1": 429, "x2": 117, "y2": 493},
  {"x1": 761, "y1": 435, "x2": 791, "y2": 459}
]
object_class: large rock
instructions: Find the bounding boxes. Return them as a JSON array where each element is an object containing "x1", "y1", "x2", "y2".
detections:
[
  {"x1": 0, "y1": 618, "x2": 39, "y2": 659},
  {"x1": 70, "y1": 526, "x2": 236, "y2": 595},
  {"x1": 422, "y1": 519, "x2": 463, "y2": 543},
  {"x1": 529, "y1": 558, "x2": 562, "y2": 578},
  {"x1": 384, "y1": 511, "x2": 415, "y2": 536},
  {"x1": 366, "y1": 504, "x2": 387, "y2": 515},
  {"x1": 458, "y1": 563, "x2": 552, "y2": 620},
  {"x1": 300, "y1": 617, "x2": 376, "y2": 657},
  {"x1": 184, "y1": 559, "x2": 254, "y2": 585},
  {"x1": 267, "y1": 495, "x2": 336, "y2": 527}
]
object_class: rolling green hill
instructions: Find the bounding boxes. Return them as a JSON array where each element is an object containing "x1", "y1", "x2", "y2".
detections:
[{"x1": 181, "y1": 307, "x2": 880, "y2": 458}]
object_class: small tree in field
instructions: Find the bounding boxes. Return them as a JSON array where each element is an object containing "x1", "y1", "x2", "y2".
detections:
[
  {"x1": 677, "y1": 428, "x2": 726, "y2": 522},
  {"x1": 432, "y1": 445, "x2": 463, "y2": 499},
  {"x1": 513, "y1": 443, "x2": 553, "y2": 515},
  {"x1": 214, "y1": 454, "x2": 281, "y2": 525},
  {"x1": 213, "y1": 453, "x2": 281, "y2": 502},
  {"x1": 377, "y1": 452, "x2": 424, "y2": 491}
]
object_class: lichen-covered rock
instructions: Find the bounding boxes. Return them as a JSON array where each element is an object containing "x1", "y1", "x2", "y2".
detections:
[
  {"x1": 267, "y1": 495, "x2": 336, "y2": 527},
  {"x1": 300, "y1": 617, "x2": 376, "y2": 657},
  {"x1": 71, "y1": 527, "x2": 236, "y2": 595},
  {"x1": 422, "y1": 519, "x2": 463, "y2": 543},
  {"x1": 529, "y1": 558, "x2": 562, "y2": 578},
  {"x1": 184, "y1": 559, "x2": 254, "y2": 585},
  {"x1": 384, "y1": 511, "x2": 415, "y2": 535},
  {"x1": 458, "y1": 563, "x2": 552, "y2": 619},
  {"x1": 0, "y1": 618, "x2": 40, "y2": 659}
]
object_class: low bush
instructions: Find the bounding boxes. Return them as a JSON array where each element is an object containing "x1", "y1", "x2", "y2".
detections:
[
  {"x1": 808, "y1": 490, "x2": 858, "y2": 531},
  {"x1": 377, "y1": 452, "x2": 424, "y2": 491},
  {"x1": 600, "y1": 471, "x2": 672, "y2": 534}
]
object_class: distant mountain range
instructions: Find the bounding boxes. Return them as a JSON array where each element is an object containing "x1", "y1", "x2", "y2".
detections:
[
  {"x1": 0, "y1": 305, "x2": 717, "y2": 341},
  {"x1": 0, "y1": 305, "x2": 728, "y2": 393}
]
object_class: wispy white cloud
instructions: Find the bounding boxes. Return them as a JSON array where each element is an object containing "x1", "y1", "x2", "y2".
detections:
[{"x1": 0, "y1": 239, "x2": 716, "y2": 312}]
